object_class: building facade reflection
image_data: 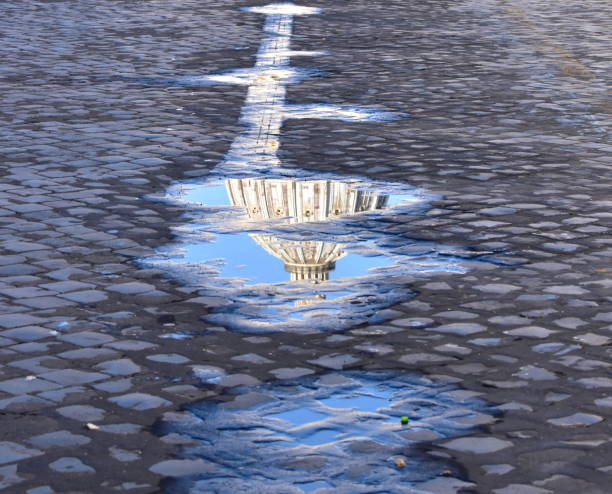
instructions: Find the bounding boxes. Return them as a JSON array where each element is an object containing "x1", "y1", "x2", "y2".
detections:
[{"x1": 226, "y1": 178, "x2": 391, "y2": 283}]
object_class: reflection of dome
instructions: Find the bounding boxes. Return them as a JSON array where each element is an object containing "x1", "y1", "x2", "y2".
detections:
[
  {"x1": 251, "y1": 235, "x2": 345, "y2": 281},
  {"x1": 226, "y1": 178, "x2": 390, "y2": 284},
  {"x1": 226, "y1": 179, "x2": 389, "y2": 223}
]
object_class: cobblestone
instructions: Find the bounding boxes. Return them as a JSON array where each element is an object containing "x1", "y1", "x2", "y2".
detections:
[{"x1": 0, "y1": 0, "x2": 610, "y2": 491}]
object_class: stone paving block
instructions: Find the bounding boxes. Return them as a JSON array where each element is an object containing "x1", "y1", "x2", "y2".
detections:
[
  {"x1": 231, "y1": 353, "x2": 273, "y2": 364},
  {"x1": 149, "y1": 459, "x2": 215, "y2": 476},
  {"x1": 109, "y1": 446, "x2": 140, "y2": 462},
  {"x1": 98, "y1": 424, "x2": 142, "y2": 435},
  {"x1": 0, "y1": 395, "x2": 53, "y2": 412},
  {"x1": 94, "y1": 358, "x2": 140, "y2": 376},
  {"x1": 307, "y1": 354, "x2": 360, "y2": 370},
  {"x1": 576, "y1": 377, "x2": 612, "y2": 388},
  {"x1": 482, "y1": 464, "x2": 515, "y2": 475},
  {"x1": 0, "y1": 464, "x2": 25, "y2": 490},
  {"x1": 49, "y1": 457, "x2": 95, "y2": 473},
  {"x1": 269, "y1": 367, "x2": 314, "y2": 379},
  {"x1": 547, "y1": 413, "x2": 603, "y2": 426},
  {"x1": 56, "y1": 405, "x2": 106, "y2": 422},
  {"x1": 0, "y1": 326, "x2": 57, "y2": 341},
  {"x1": 0, "y1": 377, "x2": 62, "y2": 395},
  {"x1": 92, "y1": 378, "x2": 133, "y2": 393},
  {"x1": 26, "y1": 486, "x2": 54, "y2": 494},
  {"x1": 1, "y1": 241, "x2": 48, "y2": 252},
  {"x1": 442, "y1": 437, "x2": 514, "y2": 454},
  {"x1": 430, "y1": 323, "x2": 487, "y2": 335},
  {"x1": 0, "y1": 441, "x2": 43, "y2": 465},
  {"x1": 39, "y1": 280, "x2": 95, "y2": 293},
  {"x1": 27, "y1": 431, "x2": 91, "y2": 449},
  {"x1": 0, "y1": 336, "x2": 16, "y2": 346},
  {"x1": 593, "y1": 312, "x2": 612, "y2": 323},
  {"x1": 106, "y1": 282, "x2": 156, "y2": 294},
  {"x1": 146, "y1": 354, "x2": 190, "y2": 364},
  {"x1": 416, "y1": 477, "x2": 476, "y2": 493},
  {"x1": 57, "y1": 348, "x2": 119, "y2": 361},
  {"x1": 58, "y1": 331, "x2": 115, "y2": 347},
  {"x1": 474, "y1": 284, "x2": 521, "y2": 294},
  {"x1": 504, "y1": 327, "x2": 558, "y2": 339},
  {"x1": 38, "y1": 386, "x2": 90, "y2": 403},
  {"x1": 8, "y1": 356, "x2": 66, "y2": 374},
  {"x1": 60, "y1": 290, "x2": 108, "y2": 303},
  {"x1": 108, "y1": 393, "x2": 172, "y2": 411},
  {"x1": 492, "y1": 485, "x2": 553, "y2": 494},
  {"x1": 45, "y1": 268, "x2": 91, "y2": 281},
  {"x1": 0, "y1": 287, "x2": 56, "y2": 298},
  {"x1": 104, "y1": 340, "x2": 157, "y2": 351},
  {"x1": 41, "y1": 369, "x2": 108, "y2": 386},
  {"x1": 0, "y1": 314, "x2": 47, "y2": 329},
  {"x1": 399, "y1": 353, "x2": 454, "y2": 364},
  {"x1": 514, "y1": 365, "x2": 557, "y2": 381},
  {"x1": 19, "y1": 297, "x2": 77, "y2": 309},
  {"x1": 0, "y1": 255, "x2": 27, "y2": 266},
  {"x1": 0, "y1": 264, "x2": 43, "y2": 276}
]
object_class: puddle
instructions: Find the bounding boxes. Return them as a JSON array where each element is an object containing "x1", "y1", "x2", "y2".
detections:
[
  {"x1": 142, "y1": 174, "x2": 500, "y2": 333},
  {"x1": 294, "y1": 480, "x2": 334, "y2": 493},
  {"x1": 159, "y1": 370, "x2": 495, "y2": 493},
  {"x1": 138, "y1": 2, "x2": 505, "y2": 333},
  {"x1": 266, "y1": 407, "x2": 329, "y2": 425}
]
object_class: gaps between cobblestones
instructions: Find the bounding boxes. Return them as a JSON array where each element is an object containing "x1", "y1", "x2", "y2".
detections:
[{"x1": 0, "y1": 0, "x2": 610, "y2": 492}]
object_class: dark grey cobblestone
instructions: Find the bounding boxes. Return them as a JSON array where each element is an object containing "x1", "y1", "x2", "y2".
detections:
[{"x1": 0, "y1": 0, "x2": 610, "y2": 492}]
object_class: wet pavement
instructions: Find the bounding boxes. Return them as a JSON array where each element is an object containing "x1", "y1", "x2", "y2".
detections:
[{"x1": 0, "y1": 0, "x2": 611, "y2": 493}]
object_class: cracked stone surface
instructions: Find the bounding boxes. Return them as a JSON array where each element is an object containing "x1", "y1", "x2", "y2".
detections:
[{"x1": 0, "y1": 0, "x2": 610, "y2": 492}]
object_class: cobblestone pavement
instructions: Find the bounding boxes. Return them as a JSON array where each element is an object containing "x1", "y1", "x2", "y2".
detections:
[{"x1": 0, "y1": 0, "x2": 611, "y2": 492}]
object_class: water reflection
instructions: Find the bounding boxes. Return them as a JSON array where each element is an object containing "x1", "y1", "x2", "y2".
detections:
[
  {"x1": 160, "y1": 370, "x2": 494, "y2": 493},
  {"x1": 229, "y1": 178, "x2": 391, "y2": 284},
  {"x1": 143, "y1": 173, "x2": 496, "y2": 333},
  {"x1": 227, "y1": 178, "x2": 390, "y2": 223},
  {"x1": 139, "y1": 2, "x2": 501, "y2": 333}
]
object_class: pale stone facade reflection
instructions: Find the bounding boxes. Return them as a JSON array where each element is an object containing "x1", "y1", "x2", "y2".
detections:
[{"x1": 226, "y1": 178, "x2": 390, "y2": 282}]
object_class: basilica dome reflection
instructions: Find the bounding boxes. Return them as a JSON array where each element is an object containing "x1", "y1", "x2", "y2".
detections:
[
  {"x1": 226, "y1": 178, "x2": 390, "y2": 282},
  {"x1": 143, "y1": 170, "x2": 477, "y2": 333}
]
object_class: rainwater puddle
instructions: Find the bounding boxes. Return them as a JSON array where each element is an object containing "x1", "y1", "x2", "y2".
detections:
[
  {"x1": 160, "y1": 370, "x2": 494, "y2": 493},
  {"x1": 142, "y1": 173, "x2": 501, "y2": 333}
]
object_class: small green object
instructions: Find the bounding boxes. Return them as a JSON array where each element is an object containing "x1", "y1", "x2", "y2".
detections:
[{"x1": 401, "y1": 416, "x2": 409, "y2": 425}]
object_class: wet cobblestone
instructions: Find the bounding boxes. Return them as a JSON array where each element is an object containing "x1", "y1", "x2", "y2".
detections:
[{"x1": 0, "y1": 0, "x2": 611, "y2": 492}]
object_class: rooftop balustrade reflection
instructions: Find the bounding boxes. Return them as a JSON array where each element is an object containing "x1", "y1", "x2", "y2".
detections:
[{"x1": 143, "y1": 168, "x2": 490, "y2": 332}]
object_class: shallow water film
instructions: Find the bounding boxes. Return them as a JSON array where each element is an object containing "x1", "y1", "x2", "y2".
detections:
[{"x1": 160, "y1": 370, "x2": 494, "y2": 493}]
